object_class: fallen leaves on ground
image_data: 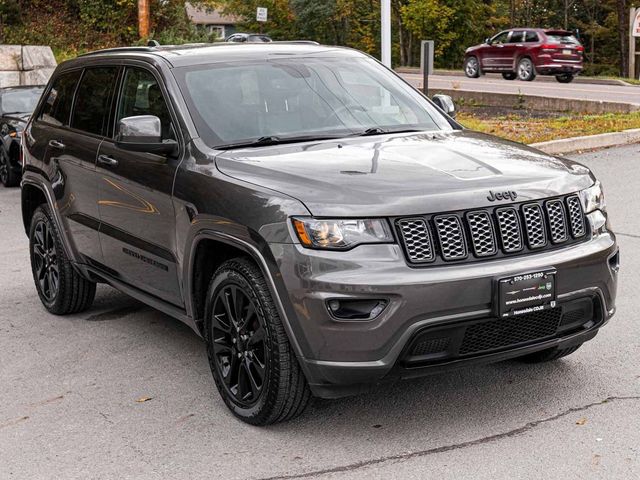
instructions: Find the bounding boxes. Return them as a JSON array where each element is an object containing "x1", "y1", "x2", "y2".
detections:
[
  {"x1": 458, "y1": 111, "x2": 640, "y2": 145},
  {"x1": 135, "y1": 396, "x2": 153, "y2": 403}
]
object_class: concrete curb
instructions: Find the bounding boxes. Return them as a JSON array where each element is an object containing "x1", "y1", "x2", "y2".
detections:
[
  {"x1": 530, "y1": 129, "x2": 640, "y2": 154},
  {"x1": 395, "y1": 68, "x2": 635, "y2": 87},
  {"x1": 429, "y1": 88, "x2": 640, "y2": 114}
]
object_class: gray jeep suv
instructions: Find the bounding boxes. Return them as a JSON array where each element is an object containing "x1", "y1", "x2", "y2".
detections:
[{"x1": 21, "y1": 43, "x2": 618, "y2": 425}]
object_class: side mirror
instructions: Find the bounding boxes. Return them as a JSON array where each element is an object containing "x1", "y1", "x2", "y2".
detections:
[
  {"x1": 432, "y1": 94, "x2": 456, "y2": 118},
  {"x1": 485, "y1": 37, "x2": 491, "y2": 44},
  {"x1": 115, "y1": 115, "x2": 177, "y2": 156}
]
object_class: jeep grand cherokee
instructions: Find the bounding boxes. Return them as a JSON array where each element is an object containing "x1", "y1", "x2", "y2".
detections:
[{"x1": 21, "y1": 43, "x2": 618, "y2": 425}]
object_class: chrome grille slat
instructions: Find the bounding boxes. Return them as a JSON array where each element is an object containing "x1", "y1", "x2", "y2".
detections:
[
  {"x1": 466, "y1": 211, "x2": 497, "y2": 257},
  {"x1": 566, "y1": 195, "x2": 586, "y2": 238},
  {"x1": 397, "y1": 218, "x2": 434, "y2": 263},
  {"x1": 434, "y1": 215, "x2": 467, "y2": 261},
  {"x1": 496, "y1": 207, "x2": 523, "y2": 253},
  {"x1": 546, "y1": 200, "x2": 569, "y2": 243},
  {"x1": 521, "y1": 203, "x2": 547, "y2": 248}
]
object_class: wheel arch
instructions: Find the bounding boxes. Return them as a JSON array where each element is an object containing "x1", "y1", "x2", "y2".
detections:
[
  {"x1": 21, "y1": 181, "x2": 48, "y2": 235},
  {"x1": 184, "y1": 230, "x2": 309, "y2": 363}
]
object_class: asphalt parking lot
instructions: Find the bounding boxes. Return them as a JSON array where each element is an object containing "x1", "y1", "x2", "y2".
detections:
[{"x1": 1, "y1": 144, "x2": 639, "y2": 480}]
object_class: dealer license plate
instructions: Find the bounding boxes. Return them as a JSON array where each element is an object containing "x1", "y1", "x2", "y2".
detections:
[{"x1": 496, "y1": 270, "x2": 557, "y2": 318}]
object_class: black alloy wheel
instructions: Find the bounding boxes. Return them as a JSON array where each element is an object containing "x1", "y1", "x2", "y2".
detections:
[
  {"x1": 0, "y1": 151, "x2": 18, "y2": 187},
  {"x1": 29, "y1": 205, "x2": 96, "y2": 314},
  {"x1": 32, "y1": 217, "x2": 60, "y2": 302},
  {"x1": 205, "y1": 258, "x2": 311, "y2": 425},
  {"x1": 211, "y1": 282, "x2": 269, "y2": 407}
]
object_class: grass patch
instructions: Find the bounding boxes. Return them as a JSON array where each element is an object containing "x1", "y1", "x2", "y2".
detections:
[{"x1": 457, "y1": 111, "x2": 640, "y2": 144}]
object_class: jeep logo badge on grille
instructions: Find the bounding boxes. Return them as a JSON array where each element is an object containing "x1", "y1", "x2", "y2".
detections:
[{"x1": 487, "y1": 190, "x2": 518, "y2": 202}]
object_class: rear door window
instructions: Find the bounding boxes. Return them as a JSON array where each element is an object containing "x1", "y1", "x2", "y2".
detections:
[
  {"x1": 39, "y1": 70, "x2": 82, "y2": 126},
  {"x1": 508, "y1": 31, "x2": 524, "y2": 43},
  {"x1": 70, "y1": 67, "x2": 119, "y2": 136}
]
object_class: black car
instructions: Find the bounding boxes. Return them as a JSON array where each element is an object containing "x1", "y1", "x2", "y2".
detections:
[
  {"x1": 0, "y1": 85, "x2": 44, "y2": 187},
  {"x1": 22, "y1": 43, "x2": 617, "y2": 425}
]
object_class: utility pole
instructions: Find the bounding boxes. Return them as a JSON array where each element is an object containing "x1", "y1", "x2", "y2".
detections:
[
  {"x1": 138, "y1": 0, "x2": 150, "y2": 40},
  {"x1": 381, "y1": 0, "x2": 391, "y2": 67},
  {"x1": 631, "y1": 7, "x2": 638, "y2": 79}
]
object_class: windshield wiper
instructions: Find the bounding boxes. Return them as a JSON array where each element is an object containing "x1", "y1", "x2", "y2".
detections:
[
  {"x1": 353, "y1": 127, "x2": 425, "y2": 137},
  {"x1": 215, "y1": 134, "x2": 344, "y2": 150}
]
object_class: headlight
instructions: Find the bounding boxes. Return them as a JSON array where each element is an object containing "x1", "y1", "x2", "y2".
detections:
[
  {"x1": 292, "y1": 218, "x2": 393, "y2": 250},
  {"x1": 580, "y1": 181, "x2": 606, "y2": 213}
]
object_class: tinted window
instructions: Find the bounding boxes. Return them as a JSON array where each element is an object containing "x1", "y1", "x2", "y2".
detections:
[
  {"x1": 70, "y1": 67, "x2": 118, "y2": 136},
  {"x1": 508, "y1": 31, "x2": 524, "y2": 43},
  {"x1": 525, "y1": 31, "x2": 539, "y2": 43},
  {"x1": 491, "y1": 32, "x2": 509, "y2": 44},
  {"x1": 39, "y1": 71, "x2": 81, "y2": 126},
  {"x1": 117, "y1": 67, "x2": 174, "y2": 140},
  {"x1": 545, "y1": 34, "x2": 579, "y2": 45}
]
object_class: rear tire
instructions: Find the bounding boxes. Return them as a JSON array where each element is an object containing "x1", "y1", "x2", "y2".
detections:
[
  {"x1": 502, "y1": 72, "x2": 517, "y2": 80},
  {"x1": 464, "y1": 56, "x2": 481, "y2": 78},
  {"x1": 29, "y1": 204, "x2": 96, "y2": 314},
  {"x1": 517, "y1": 344, "x2": 582, "y2": 363},
  {"x1": 204, "y1": 257, "x2": 311, "y2": 425},
  {"x1": 0, "y1": 151, "x2": 18, "y2": 187},
  {"x1": 517, "y1": 58, "x2": 536, "y2": 81},
  {"x1": 555, "y1": 74, "x2": 575, "y2": 84}
]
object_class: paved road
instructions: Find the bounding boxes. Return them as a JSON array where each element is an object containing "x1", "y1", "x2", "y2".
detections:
[
  {"x1": 1, "y1": 145, "x2": 639, "y2": 479},
  {"x1": 400, "y1": 73, "x2": 640, "y2": 106}
]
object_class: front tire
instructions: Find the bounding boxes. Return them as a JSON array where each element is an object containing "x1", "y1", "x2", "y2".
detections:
[
  {"x1": 555, "y1": 74, "x2": 575, "y2": 84},
  {"x1": 29, "y1": 205, "x2": 96, "y2": 314},
  {"x1": 204, "y1": 258, "x2": 311, "y2": 425},
  {"x1": 464, "y1": 56, "x2": 481, "y2": 78},
  {"x1": 517, "y1": 58, "x2": 536, "y2": 81},
  {"x1": 0, "y1": 150, "x2": 18, "y2": 187},
  {"x1": 517, "y1": 344, "x2": 582, "y2": 363}
]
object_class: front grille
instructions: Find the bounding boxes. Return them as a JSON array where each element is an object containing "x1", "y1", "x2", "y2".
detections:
[
  {"x1": 411, "y1": 337, "x2": 450, "y2": 356},
  {"x1": 434, "y1": 215, "x2": 467, "y2": 260},
  {"x1": 459, "y1": 308, "x2": 562, "y2": 355},
  {"x1": 396, "y1": 193, "x2": 588, "y2": 265},
  {"x1": 496, "y1": 207, "x2": 524, "y2": 253},
  {"x1": 566, "y1": 195, "x2": 586, "y2": 238},
  {"x1": 397, "y1": 218, "x2": 434, "y2": 263},
  {"x1": 466, "y1": 211, "x2": 497, "y2": 257}
]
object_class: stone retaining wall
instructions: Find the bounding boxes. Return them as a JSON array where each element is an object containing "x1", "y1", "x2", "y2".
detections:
[{"x1": 0, "y1": 45, "x2": 57, "y2": 88}]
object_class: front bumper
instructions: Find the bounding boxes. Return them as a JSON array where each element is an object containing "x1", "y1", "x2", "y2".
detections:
[{"x1": 270, "y1": 231, "x2": 618, "y2": 398}]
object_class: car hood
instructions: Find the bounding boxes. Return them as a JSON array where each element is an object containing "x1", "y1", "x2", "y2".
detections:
[{"x1": 215, "y1": 130, "x2": 594, "y2": 217}]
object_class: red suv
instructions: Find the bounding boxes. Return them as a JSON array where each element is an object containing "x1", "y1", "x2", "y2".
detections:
[{"x1": 464, "y1": 29, "x2": 584, "y2": 83}]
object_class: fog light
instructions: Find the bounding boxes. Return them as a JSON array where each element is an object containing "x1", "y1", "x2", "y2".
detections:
[{"x1": 326, "y1": 299, "x2": 388, "y2": 321}]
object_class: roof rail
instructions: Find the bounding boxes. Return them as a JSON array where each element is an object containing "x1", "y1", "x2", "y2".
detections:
[
  {"x1": 271, "y1": 40, "x2": 320, "y2": 45},
  {"x1": 78, "y1": 46, "x2": 156, "y2": 57}
]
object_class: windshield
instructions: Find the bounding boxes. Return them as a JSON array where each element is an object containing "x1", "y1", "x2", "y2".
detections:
[
  {"x1": 174, "y1": 55, "x2": 453, "y2": 148},
  {"x1": 545, "y1": 34, "x2": 580, "y2": 45},
  {"x1": 1, "y1": 88, "x2": 43, "y2": 114}
]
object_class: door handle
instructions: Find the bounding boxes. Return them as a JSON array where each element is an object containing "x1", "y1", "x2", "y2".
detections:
[
  {"x1": 48, "y1": 139, "x2": 65, "y2": 149},
  {"x1": 97, "y1": 154, "x2": 118, "y2": 167}
]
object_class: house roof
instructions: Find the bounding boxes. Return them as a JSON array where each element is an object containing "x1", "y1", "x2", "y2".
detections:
[{"x1": 186, "y1": 3, "x2": 241, "y2": 26}]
